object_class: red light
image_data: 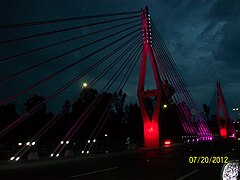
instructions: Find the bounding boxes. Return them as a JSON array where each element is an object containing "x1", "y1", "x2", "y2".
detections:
[
  {"x1": 143, "y1": 122, "x2": 159, "y2": 148},
  {"x1": 220, "y1": 128, "x2": 227, "y2": 138},
  {"x1": 164, "y1": 140, "x2": 171, "y2": 145}
]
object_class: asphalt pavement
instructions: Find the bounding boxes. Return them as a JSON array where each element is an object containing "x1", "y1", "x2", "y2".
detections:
[{"x1": 0, "y1": 139, "x2": 239, "y2": 180}]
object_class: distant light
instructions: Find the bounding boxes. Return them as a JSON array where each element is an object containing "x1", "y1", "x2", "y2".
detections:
[
  {"x1": 66, "y1": 141, "x2": 69, "y2": 144},
  {"x1": 82, "y1": 82, "x2": 88, "y2": 89},
  {"x1": 236, "y1": 108, "x2": 239, "y2": 111},
  {"x1": 192, "y1": 139, "x2": 195, "y2": 142},
  {"x1": 164, "y1": 140, "x2": 171, "y2": 146},
  {"x1": 61, "y1": 141, "x2": 64, "y2": 144},
  {"x1": 10, "y1": 157, "x2": 15, "y2": 161},
  {"x1": 81, "y1": 151, "x2": 84, "y2": 154},
  {"x1": 31, "y1": 142, "x2": 35, "y2": 146},
  {"x1": 50, "y1": 154, "x2": 54, "y2": 157},
  {"x1": 26, "y1": 142, "x2": 30, "y2": 146},
  {"x1": 18, "y1": 143, "x2": 22, "y2": 146},
  {"x1": 93, "y1": 139, "x2": 96, "y2": 143},
  {"x1": 87, "y1": 140, "x2": 90, "y2": 143},
  {"x1": 56, "y1": 154, "x2": 59, "y2": 157},
  {"x1": 15, "y1": 157, "x2": 20, "y2": 161},
  {"x1": 163, "y1": 104, "x2": 168, "y2": 109},
  {"x1": 105, "y1": 134, "x2": 108, "y2": 137},
  {"x1": 105, "y1": 151, "x2": 108, "y2": 154},
  {"x1": 86, "y1": 151, "x2": 89, "y2": 154}
]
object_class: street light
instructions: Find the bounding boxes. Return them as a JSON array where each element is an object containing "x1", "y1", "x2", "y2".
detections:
[
  {"x1": 233, "y1": 107, "x2": 239, "y2": 120},
  {"x1": 163, "y1": 104, "x2": 168, "y2": 109},
  {"x1": 82, "y1": 82, "x2": 88, "y2": 90}
]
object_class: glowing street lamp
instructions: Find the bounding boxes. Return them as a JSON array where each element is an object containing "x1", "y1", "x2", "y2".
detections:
[
  {"x1": 82, "y1": 82, "x2": 88, "y2": 89},
  {"x1": 163, "y1": 104, "x2": 168, "y2": 109},
  {"x1": 233, "y1": 107, "x2": 239, "y2": 120}
]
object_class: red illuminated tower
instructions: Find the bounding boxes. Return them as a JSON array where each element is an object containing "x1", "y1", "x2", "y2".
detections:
[
  {"x1": 138, "y1": 7, "x2": 161, "y2": 148},
  {"x1": 216, "y1": 82, "x2": 235, "y2": 138}
]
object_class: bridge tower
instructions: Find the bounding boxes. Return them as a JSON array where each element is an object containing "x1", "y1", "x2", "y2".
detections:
[
  {"x1": 216, "y1": 82, "x2": 235, "y2": 138},
  {"x1": 138, "y1": 7, "x2": 161, "y2": 148}
]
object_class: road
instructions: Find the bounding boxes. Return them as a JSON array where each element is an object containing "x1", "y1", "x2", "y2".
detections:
[{"x1": 0, "y1": 139, "x2": 239, "y2": 180}]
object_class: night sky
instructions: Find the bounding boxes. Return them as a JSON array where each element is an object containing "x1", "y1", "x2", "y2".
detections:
[{"x1": 0, "y1": 0, "x2": 239, "y2": 118}]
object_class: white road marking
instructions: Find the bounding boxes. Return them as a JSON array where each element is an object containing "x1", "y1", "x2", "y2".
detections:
[
  {"x1": 176, "y1": 169, "x2": 199, "y2": 180},
  {"x1": 71, "y1": 166, "x2": 119, "y2": 178},
  {"x1": 222, "y1": 152, "x2": 231, "y2": 156}
]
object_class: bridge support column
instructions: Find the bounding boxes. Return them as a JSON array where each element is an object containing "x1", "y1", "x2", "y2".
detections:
[
  {"x1": 216, "y1": 82, "x2": 236, "y2": 138},
  {"x1": 138, "y1": 7, "x2": 161, "y2": 148}
]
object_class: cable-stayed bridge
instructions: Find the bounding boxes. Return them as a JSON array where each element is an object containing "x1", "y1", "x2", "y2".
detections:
[{"x1": 0, "y1": 6, "x2": 239, "y2": 180}]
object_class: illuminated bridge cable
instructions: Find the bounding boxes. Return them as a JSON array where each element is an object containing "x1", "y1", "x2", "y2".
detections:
[
  {"x1": 153, "y1": 32, "x2": 198, "y2": 135},
  {"x1": 151, "y1": 22, "x2": 195, "y2": 114},
  {"x1": 154, "y1": 24, "x2": 212, "y2": 136},
  {"x1": 151, "y1": 21, "x2": 199, "y2": 135},
  {"x1": 151, "y1": 21, "x2": 192, "y2": 107},
  {"x1": 152, "y1": 21, "x2": 200, "y2": 114},
  {"x1": 0, "y1": 15, "x2": 140, "y2": 45},
  {"x1": 0, "y1": 11, "x2": 140, "y2": 30},
  {"x1": 0, "y1": 28, "x2": 141, "y2": 106},
  {"x1": 0, "y1": 31, "x2": 141, "y2": 138},
  {"x1": 53, "y1": 41, "x2": 142, "y2": 156},
  {"x1": 54, "y1": 41, "x2": 142, "y2": 155},
  {"x1": 153, "y1": 27, "x2": 201, "y2": 135},
  {"x1": 152, "y1": 20, "x2": 211, "y2": 136},
  {"x1": 90, "y1": 39, "x2": 142, "y2": 87},
  {"x1": 86, "y1": 47, "x2": 142, "y2": 152},
  {"x1": 149, "y1": 22, "x2": 192, "y2": 134},
  {"x1": 0, "y1": 23, "x2": 141, "y2": 83},
  {"x1": 10, "y1": 35, "x2": 142, "y2": 158},
  {"x1": 14, "y1": 34, "x2": 141, "y2": 157},
  {"x1": 0, "y1": 19, "x2": 140, "y2": 64},
  {"x1": 153, "y1": 43, "x2": 191, "y2": 134}
]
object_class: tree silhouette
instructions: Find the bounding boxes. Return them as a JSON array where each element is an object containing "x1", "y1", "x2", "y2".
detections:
[
  {"x1": 0, "y1": 104, "x2": 19, "y2": 143},
  {"x1": 125, "y1": 103, "x2": 143, "y2": 144},
  {"x1": 203, "y1": 104, "x2": 210, "y2": 121},
  {"x1": 16, "y1": 94, "x2": 53, "y2": 143}
]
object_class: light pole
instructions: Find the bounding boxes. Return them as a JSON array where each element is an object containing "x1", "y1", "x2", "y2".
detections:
[{"x1": 233, "y1": 107, "x2": 239, "y2": 120}]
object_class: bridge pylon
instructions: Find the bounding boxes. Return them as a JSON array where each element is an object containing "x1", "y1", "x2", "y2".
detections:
[
  {"x1": 138, "y1": 7, "x2": 161, "y2": 148},
  {"x1": 216, "y1": 82, "x2": 235, "y2": 138}
]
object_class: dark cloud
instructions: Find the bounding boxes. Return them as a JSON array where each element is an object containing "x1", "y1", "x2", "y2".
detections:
[
  {"x1": 0, "y1": 0, "x2": 239, "y2": 117},
  {"x1": 208, "y1": 0, "x2": 240, "y2": 21}
]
